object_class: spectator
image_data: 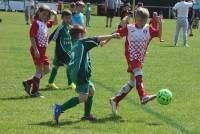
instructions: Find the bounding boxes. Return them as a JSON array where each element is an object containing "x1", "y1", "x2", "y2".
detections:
[
  {"x1": 105, "y1": 0, "x2": 116, "y2": 27},
  {"x1": 85, "y1": 2, "x2": 91, "y2": 27},
  {"x1": 24, "y1": 0, "x2": 35, "y2": 25}
]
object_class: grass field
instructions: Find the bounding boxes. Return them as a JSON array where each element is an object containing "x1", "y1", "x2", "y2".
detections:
[{"x1": 0, "y1": 12, "x2": 200, "y2": 134}]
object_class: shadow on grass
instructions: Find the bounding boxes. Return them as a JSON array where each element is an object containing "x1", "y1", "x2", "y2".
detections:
[
  {"x1": 161, "y1": 45, "x2": 176, "y2": 48},
  {"x1": 93, "y1": 114, "x2": 125, "y2": 124},
  {"x1": 93, "y1": 80, "x2": 192, "y2": 134},
  {"x1": 29, "y1": 120, "x2": 82, "y2": 127},
  {"x1": 0, "y1": 95, "x2": 32, "y2": 100}
]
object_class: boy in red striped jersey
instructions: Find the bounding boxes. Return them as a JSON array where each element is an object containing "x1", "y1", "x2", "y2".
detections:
[
  {"x1": 22, "y1": 5, "x2": 58, "y2": 97},
  {"x1": 110, "y1": 7, "x2": 162, "y2": 115}
]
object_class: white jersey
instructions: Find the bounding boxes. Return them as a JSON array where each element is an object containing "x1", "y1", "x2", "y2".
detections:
[
  {"x1": 36, "y1": 20, "x2": 48, "y2": 47},
  {"x1": 173, "y1": 1, "x2": 193, "y2": 18}
]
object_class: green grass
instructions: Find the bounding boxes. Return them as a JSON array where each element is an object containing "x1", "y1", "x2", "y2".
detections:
[{"x1": 0, "y1": 12, "x2": 200, "y2": 134}]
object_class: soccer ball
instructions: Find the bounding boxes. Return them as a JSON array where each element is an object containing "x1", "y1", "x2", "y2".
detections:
[{"x1": 157, "y1": 89, "x2": 172, "y2": 105}]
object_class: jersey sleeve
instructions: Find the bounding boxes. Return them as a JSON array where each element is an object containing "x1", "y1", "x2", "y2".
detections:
[
  {"x1": 47, "y1": 20, "x2": 54, "y2": 28},
  {"x1": 82, "y1": 37, "x2": 100, "y2": 51},
  {"x1": 117, "y1": 26, "x2": 128, "y2": 37},
  {"x1": 149, "y1": 25, "x2": 159, "y2": 38},
  {"x1": 173, "y1": 3, "x2": 178, "y2": 10},
  {"x1": 49, "y1": 25, "x2": 63, "y2": 42},
  {"x1": 186, "y1": 2, "x2": 193, "y2": 7},
  {"x1": 29, "y1": 21, "x2": 38, "y2": 38}
]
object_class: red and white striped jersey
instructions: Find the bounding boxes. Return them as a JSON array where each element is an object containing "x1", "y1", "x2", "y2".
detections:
[
  {"x1": 117, "y1": 23, "x2": 159, "y2": 64},
  {"x1": 30, "y1": 19, "x2": 54, "y2": 48}
]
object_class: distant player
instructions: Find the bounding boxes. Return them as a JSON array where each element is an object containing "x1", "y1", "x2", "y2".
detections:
[
  {"x1": 53, "y1": 25, "x2": 120, "y2": 124},
  {"x1": 85, "y1": 2, "x2": 91, "y2": 27},
  {"x1": 149, "y1": 12, "x2": 164, "y2": 42},
  {"x1": 110, "y1": 7, "x2": 162, "y2": 115},
  {"x1": 22, "y1": 5, "x2": 58, "y2": 97},
  {"x1": 47, "y1": 10, "x2": 75, "y2": 90},
  {"x1": 173, "y1": 0, "x2": 194, "y2": 47},
  {"x1": 72, "y1": 1, "x2": 85, "y2": 28}
]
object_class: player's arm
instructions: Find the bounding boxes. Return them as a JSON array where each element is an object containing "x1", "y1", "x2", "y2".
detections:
[
  {"x1": 30, "y1": 21, "x2": 40, "y2": 58},
  {"x1": 98, "y1": 33, "x2": 120, "y2": 47}
]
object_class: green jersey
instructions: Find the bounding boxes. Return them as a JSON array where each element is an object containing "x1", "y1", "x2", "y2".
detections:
[
  {"x1": 68, "y1": 37, "x2": 99, "y2": 86},
  {"x1": 49, "y1": 23, "x2": 72, "y2": 64}
]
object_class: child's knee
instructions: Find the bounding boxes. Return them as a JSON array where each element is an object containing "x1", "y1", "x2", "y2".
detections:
[
  {"x1": 89, "y1": 87, "x2": 95, "y2": 96},
  {"x1": 44, "y1": 66, "x2": 50, "y2": 74},
  {"x1": 79, "y1": 94, "x2": 88, "y2": 102}
]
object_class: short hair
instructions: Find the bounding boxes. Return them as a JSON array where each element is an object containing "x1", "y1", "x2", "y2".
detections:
[
  {"x1": 61, "y1": 9, "x2": 72, "y2": 18},
  {"x1": 35, "y1": 4, "x2": 51, "y2": 18},
  {"x1": 70, "y1": 25, "x2": 85, "y2": 39},
  {"x1": 135, "y1": 7, "x2": 149, "y2": 21},
  {"x1": 76, "y1": 1, "x2": 85, "y2": 7},
  {"x1": 70, "y1": 2, "x2": 76, "y2": 8},
  {"x1": 137, "y1": 2, "x2": 143, "y2": 7},
  {"x1": 153, "y1": 12, "x2": 158, "y2": 17}
]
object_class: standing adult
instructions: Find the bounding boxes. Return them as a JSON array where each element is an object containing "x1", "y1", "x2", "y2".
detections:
[
  {"x1": 105, "y1": 0, "x2": 116, "y2": 27},
  {"x1": 173, "y1": 0, "x2": 194, "y2": 47},
  {"x1": 24, "y1": 0, "x2": 35, "y2": 25},
  {"x1": 116, "y1": 0, "x2": 121, "y2": 16}
]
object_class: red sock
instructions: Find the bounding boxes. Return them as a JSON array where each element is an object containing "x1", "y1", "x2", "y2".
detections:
[
  {"x1": 26, "y1": 77, "x2": 34, "y2": 85},
  {"x1": 113, "y1": 84, "x2": 132, "y2": 104},
  {"x1": 31, "y1": 77, "x2": 40, "y2": 94},
  {"x1": 135, "y1": 75, "x2": 147, "y2": 100}
]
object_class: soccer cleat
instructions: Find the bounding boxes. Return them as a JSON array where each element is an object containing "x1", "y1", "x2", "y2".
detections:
[
  {"x1": 30, "y1": 92, "x2": 44, "y2": 98},
  {"x1": 22, "y1": 81, "x2": 31, "y2": 96},
  {"x1": 53, "y1": 104, "x2": 61, "y2": 124},
  {"x1": 110, "y1": 98, "x2": 118, "y2": 115},
  {"x1": 174, "y1": 44, "x2": 178, "y2": 47},
  {"x1": 67, "y1": 83, "x2": 76, "y2": 90},
  {"x1": 81, "y1": 114, "x2": 97, "y2": 121},
  {"x1": 47, "y1": 83, "x2": 59, "y2": 90},
  {"x1": 184, "y1": 44, "x2": 190, "y2": 48},
  {"x1": 141, "y1": 95, "x2": 157, "y2": 105}
]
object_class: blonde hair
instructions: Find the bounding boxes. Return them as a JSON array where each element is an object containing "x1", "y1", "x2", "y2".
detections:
[{"x1": 135, "y1": 7, "x2": 149, "y2": 22}]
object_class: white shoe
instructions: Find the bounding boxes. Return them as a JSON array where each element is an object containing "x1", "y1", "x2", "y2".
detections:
[
  {"x1": 110, "y1": 98, "x2": 118, "y2": 115},
  {"x1": 141, "y1": 95, "x2": 156, "y2": 105},
  {"x1": 184, "y1": 44, "x2": 190, "y2": 48}
]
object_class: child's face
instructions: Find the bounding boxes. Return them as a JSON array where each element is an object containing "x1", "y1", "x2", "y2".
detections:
[
  {"x1": 135, "y1": 17, "x2": 147, "y2": 28},
  {"x1": 62, "y1": 15, "x2": 71, "y2": 25},
  {"x1": 78, "y1": 32, "x2": 84, "y2": 39},
  {"x1": 38, "y1": 10, "x2": 50, "y2": 22},
  {"x1": 77, "y1": 5, "x2": 83, "y2": 12},
  {"x1": 70, "y1": 7, "x2": 76, "y2": 12}
]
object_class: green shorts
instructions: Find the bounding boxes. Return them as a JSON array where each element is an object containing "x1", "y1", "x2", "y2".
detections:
[
  {"x1": 53, "y1": 56, "x2": 65, "y2": 66},
  {"x1": 76, "y1": 80, "x2": 94, "y2": 94}
]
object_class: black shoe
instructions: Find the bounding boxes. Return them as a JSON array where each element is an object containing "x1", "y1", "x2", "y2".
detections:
[
  {"x1": 22, "y1": 81, "x2": 31, "y2": 95},
  {"x1": 106, "y1": 25, "x2": 108, "y2": 27},
  {"x1": 30, "y1": 92, "x2": 44, "y2": 98},
  {"x1": 189, "y1": 34, "x2": 193, "y2": 37}
]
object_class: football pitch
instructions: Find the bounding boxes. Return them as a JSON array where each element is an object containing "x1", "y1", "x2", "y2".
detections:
[{"x1": 0, "y1": 12, "x2": 200, "y2": 134}]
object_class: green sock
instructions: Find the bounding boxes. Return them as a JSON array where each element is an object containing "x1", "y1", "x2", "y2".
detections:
[
  {"x1": 84, "y1": 96, "x2": 93, "y2": 116},
  {"x1": 48, "y1": 66, "x2": 58, "y2": 84},
  {"x1": 66, "y1": 67, "x2": 72, "y2": 85},
  {"x1": 61, "y1": 97, "x2": 80, "y2": 112}
]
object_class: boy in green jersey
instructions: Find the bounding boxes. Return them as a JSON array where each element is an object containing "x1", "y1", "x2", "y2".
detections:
[
  {"x1": 47, "y1": 10, "x2": 76, "y2": 90},
  {"x1": 53, "y1": 25, "x2": 120, "y2": 124}
]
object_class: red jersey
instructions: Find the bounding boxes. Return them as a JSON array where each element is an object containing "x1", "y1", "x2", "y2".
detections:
[
  {"x1": 117, "y1": 24, "x2": 159, "y2": 65},
  {"x1": 149, "y1": 17, "x2": 158, "y2": 29},
  {"x1": 30, "y1": 19, "x2": 54, "y2": 48}
]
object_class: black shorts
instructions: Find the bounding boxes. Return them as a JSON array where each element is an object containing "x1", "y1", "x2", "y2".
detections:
[{"x1": 107, "y1": 9, "x2": 115, "y2": 18}]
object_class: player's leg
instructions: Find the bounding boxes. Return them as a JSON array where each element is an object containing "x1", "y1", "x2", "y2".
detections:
[
  {"x1": 133, "y1": 68, "x2": 156, "y2": 104},
  {"x1": 174, "y1": 19, "x2": 181, "y2": 47},
  {"x1": 110, "y1": 73, "x2": 135, "y2": 115},
  {"x1": 66, "y1": 67, "x2": 76, "y2": 90},
  {"x1": 183, "y1": 19, "x2": 189, "y2": 47},
  {"x1": 53, "y1": 84, "x2": 89, "y2": 124},
  {"x1": 159, "y1": 20, "x2": 164, "y2": 42},
  {"x1": 24, "y1": 6, "x2": 29, "y2": 25},
  {"x1": 82, "y1": 81, "x2": 96, "y2": 121}
]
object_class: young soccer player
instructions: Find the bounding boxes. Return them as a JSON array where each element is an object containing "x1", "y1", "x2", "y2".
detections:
[
  {"x1": 22, "y1": 5, "x2": 58, "y2": 97},
  {"x1": 110, "y1": 7, "x2": 162, "y2": 115},
  {"x1": 53, "y1": 25, "x2": 120, "y2": 124},
  {"x1": 72, "y1": 1, "x2": 85, "y2": 27},
  {"x1": 47, "y1": 10, "x2": 76, "y2": 90},
  {"x1": 149, "y1": 12, "x2": 164, "y2": 42}
]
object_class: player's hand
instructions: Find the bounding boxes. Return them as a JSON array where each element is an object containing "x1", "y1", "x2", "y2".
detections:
[
  {"x1": 34, "y1": 49, "x2": 40, "y2": 58},
  {"x1": 112, "y1": 33, "x2": 120, "y2": 39},
  {"x1": 51, "y1": 10, "x2": 57, "y2": 15}
]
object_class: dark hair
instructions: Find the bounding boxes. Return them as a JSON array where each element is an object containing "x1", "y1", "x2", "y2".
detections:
[
  {"x1": 137, "y1": 2, "x2": 143, "y2": 7},
  {"x1": 70, "y1": 25, "x2": 85, "y2": 39},
  {"x1": 70, "y1": 2, "x2": 76, "y2": 8},
  {"x1": 61, "y1": 9, "x2": 72, "y2": 18}
]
